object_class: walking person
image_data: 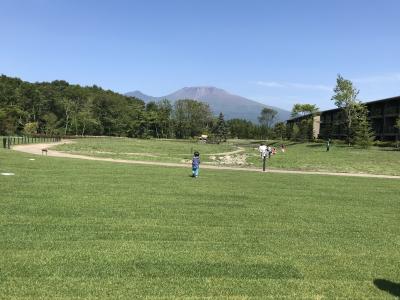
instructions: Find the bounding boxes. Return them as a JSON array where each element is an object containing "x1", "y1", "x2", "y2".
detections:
[{"x1": 191, "y1": 151, "x2": 200, "y2": 178}]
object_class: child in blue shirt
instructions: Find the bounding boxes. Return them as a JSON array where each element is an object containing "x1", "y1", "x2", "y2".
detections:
[{"x1": 192, "y1": 151, "x2": 200, "y2": 178}]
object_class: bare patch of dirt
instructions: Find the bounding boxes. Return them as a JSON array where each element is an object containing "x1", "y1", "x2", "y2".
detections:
[{"x1": 208, "y1": 154, "x2": 248, "y2": 166}]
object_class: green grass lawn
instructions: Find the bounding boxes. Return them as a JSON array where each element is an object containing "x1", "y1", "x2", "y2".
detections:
[
  {"x1": 54, "y1": 137, "x2": 400, "y2": 175},
  {"x1": 0, "y1": 148, "x2": 399, "y2": 299},
  {"x1": 242, "y1": 140, "x2": 400, "y2": 176},
  {"x1": 54, "y1": 138, "x2": 237, "y2": 164}
]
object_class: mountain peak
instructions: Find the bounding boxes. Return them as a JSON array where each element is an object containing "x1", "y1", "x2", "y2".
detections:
[
  {"x1": 130, "y1": 90, "x2": 144, "y2": 95},
  {"x1": 125, "y1": 90, "x2": 157, "y2": 102},
  {"x1": 182, "y1": 86, "x2": 224, "y2": 92},
  {"x1": 174, "y1": 86, "x2": 229, "y2": 99},
  {"x1": 125, "y1": 86, "x2": 291, "y2": 123}
]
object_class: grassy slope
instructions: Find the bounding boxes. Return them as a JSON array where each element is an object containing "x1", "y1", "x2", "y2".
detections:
[{"x1": 0, "y1": 149, "x2": 399, "y2": 299}]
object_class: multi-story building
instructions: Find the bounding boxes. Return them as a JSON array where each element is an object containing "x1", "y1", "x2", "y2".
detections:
[
  {"x1": 286, "y1": 114, "x2": 321, "y2": 139},
  {"x1": 287, "y1": 96, "x2": 400, "y2": 141},
  {"x1": 367, "y1": 96, "x2": 400, "y2": 140}
]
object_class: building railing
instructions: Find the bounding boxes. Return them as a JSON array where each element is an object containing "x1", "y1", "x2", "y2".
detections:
[
  {"x1": 384, "y1": 106, "x2": 398, "y2": 115},
  {"x1": 383, "y1": 128, "x2": 400, "y2": 134}
]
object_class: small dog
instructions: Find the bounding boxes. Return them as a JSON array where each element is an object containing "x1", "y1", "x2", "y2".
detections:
[{"x1": 41, "y1": 148, "x2": 48, "y2": 155}]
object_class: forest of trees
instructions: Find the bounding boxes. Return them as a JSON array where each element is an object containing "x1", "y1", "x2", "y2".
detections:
[{"x1": 0, "y1": 75, "x2": 282, "y2": 140}]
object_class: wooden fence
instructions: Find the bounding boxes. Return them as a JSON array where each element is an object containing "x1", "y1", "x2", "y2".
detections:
[{"x1": 2, "y1": 136, "x2": 61, "y2": 149}]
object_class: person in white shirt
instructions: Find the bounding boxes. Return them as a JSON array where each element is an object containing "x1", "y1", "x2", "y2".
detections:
[{"x1": 258, "y1": 143, "x2": 267, "y2": 158}]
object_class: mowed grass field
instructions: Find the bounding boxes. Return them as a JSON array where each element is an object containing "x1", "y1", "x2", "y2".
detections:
[
  {"x1": 244, "y1": 141, "x2": 400, "y2": 176},
  {"x1": 54, "y1": 137, "x2": 400, "y2": 175},
  {"x1": 54, "y1": 138, "x2": 237, "y2": 164},
  {"x1": 1, "y1": 149, "x2": 399, "y2": 299}
]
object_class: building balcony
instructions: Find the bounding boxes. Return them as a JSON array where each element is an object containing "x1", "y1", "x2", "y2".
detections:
[
  {"x1": 384, "y1": 112, "x2": 400, "y2": 118},
  {"x1": 384, "y1": 107, "x2": 398, "y2": 115}
]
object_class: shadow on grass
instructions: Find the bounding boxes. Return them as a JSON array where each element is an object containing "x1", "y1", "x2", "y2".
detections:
[{"x1": 373, "y1": 279, "x2": 400, "y2": 297}]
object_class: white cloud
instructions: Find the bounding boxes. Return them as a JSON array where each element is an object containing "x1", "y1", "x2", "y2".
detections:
[{"x1": 255, "y1": 80, "x2": 331, "y2": 91}]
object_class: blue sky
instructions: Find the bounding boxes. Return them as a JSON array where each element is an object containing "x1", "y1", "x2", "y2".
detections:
[{"x1": 1, "y1": 0, "x2": 400, "y2": 111}]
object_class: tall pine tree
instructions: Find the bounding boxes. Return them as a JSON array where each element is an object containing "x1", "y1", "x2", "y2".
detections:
[
  {"x1": 353, "y1": 105, "x2": 375, "y2": 148},
  {"x1": 213, "y1": 112, "x2": 228, "y2": 143}
]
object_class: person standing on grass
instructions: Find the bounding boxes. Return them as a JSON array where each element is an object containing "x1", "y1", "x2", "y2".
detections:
[
  {"x1": 258, "y1": 143, "x2": 267, "y2": 158},
  {"x1": 192, "y1": 151, "x2": 200, "y2": 178},
  {"x1": 326, "y1": 138, "x2": 331, "y2": 152}
]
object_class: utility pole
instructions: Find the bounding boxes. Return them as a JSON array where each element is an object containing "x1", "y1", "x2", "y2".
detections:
[{"x1": 262, "y1": 154, "x2": 266, "y2": 172}]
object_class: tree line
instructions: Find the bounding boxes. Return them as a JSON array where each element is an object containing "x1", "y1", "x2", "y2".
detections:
[
  {"x1": 0, "y1": 74, "x2": 279, "y2": 141},
  {"x1": 2, "y1": 74, "x2": 387, "y2": 147}
]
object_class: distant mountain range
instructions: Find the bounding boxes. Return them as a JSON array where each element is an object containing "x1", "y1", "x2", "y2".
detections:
[{"x1": 125, "y1": 87, "x2": 291, "y2": 123}]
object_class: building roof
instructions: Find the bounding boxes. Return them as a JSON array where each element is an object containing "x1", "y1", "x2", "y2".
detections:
[
  {"x1": 287, "y1": 95, "x2": 400, "y2": 121},
  {"x1": 361, "y1": 95, "x2": 400, "y2": 105}
]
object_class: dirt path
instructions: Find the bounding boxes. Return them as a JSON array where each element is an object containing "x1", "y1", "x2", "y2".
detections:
[
  {"x1": 186, "y1": 147, "x2": 245, "y2": 156},
  {"x1": 12, "y1": 141, "x2": 400, "y2": 180}
]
